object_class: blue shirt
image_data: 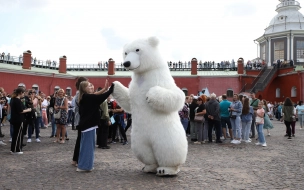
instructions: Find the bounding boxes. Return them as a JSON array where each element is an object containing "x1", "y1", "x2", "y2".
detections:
[
  {"x1": 296, "y1": 105, "x2": 304, "y2": 115},
  {"x1": 220, "y1": 99, "x2": 231, "y2": 117}
]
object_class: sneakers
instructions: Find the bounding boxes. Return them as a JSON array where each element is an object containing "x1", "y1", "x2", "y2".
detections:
[
  {"x1": 261, "y1": 143, "x2": 267, "y2": 147},
  {"x1": 288, "y1": 137, "x2": 292, "y2": 140},
  {"x1": 193, "y1": 141, "x2": 201, "y2": 144},
  {"x1": 244, "y1": 140, "x2": 251, "y2": 143},
  {"x1": 36, "y1": 138, "x2": 41, "y2": 143},
  {"x1": 123, "y1": 141, "x2": 128, "y2": 145},
  {"x1": 11, "y1": 151, "x2": 23, "y2": 155},
  {"x1": 110, "y1": 141, "x2": 116, "y2": 144},
  {"x1": 230, "y1": 139, "x2": 236, "y2": 144},
  {"x1": 255, "y1": 142, "x2": 262, "y2": 146},
  {"x1": 27, "y1": 139, "x2": 32, "y2": 143},
  {"x1": 76, "y1": 168, "x2": 93, "y2": 172},
  {"x1": 0, "y1": 141, "x2": 6, "y2": 145},
  {"x1": 267, "y1": 133, "x2": 270, "y2": 136},
  {"x1": 232, "y1": 140, "x2": 241, "y2": 144},
  {"x1": 9, "y1": 138, "x2": 12, "y2": 142}
]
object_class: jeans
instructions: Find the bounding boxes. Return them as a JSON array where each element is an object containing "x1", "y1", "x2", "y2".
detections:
[
  {"x1": 230, "y1": 116, "x2": 241, "y2": 139},
  {"x1": 37, "y1": 116, "x2": 44, "y2": 129},
  {"x1": 67, "y1": 110, "x2": 73, "y2": 124},
  {"x1": 256, "y1": 124, "x2": 266, "y2": 144},
  {"x1": 241, "y1": 121, "x2": 252, "y2": 140},
  {"x1": 181, "y1": 118, "x2": 189, "y2": 132},
  {"x1": 298, "y1": 114, "x2": 304, "y2": 128},
  {"x1": 29, "y1": 118, "x2": 40, "y2": 139},
  {"x1": 78, "y1": 129, "x2": 96, "y2": 170}
]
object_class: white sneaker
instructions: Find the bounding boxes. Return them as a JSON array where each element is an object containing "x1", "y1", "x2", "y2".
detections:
[
  {"x1": 255, "y1": 142, "x2": 262, "y2": 146},
  {"x1": 248, "y1": 139, "x2": 252, "y2": 142},
  {"x1": 36, "y1": 138, "x2": 41, "y2": 143},
  {"x1": 232, "y1": 140, "x2": 241, "y2": 144},
  {"x1": 230, "y1": 139, "x2": 236, "y2": 143},
  {"x1": 267, "y1": 133, "x2": 270, "y2": 136},
  {"x1": 193, "y1": 141, "x2": 201, "y2": 144},
  {"x1": 11, "y1": 151, "x2": 23, "y2": 155},
  {"x1": 262, "y1": 143, "x2": 267, "y2": 147},
  {"x1": 245, "y1": 140, "x2": 251, "y2": 143},
  {"x1": 9, "y1": 138, "x2": 12, "y2": 142},
  {"x1": 27, "y1": 139, "x2": 32, "y2": 143},
  {"x1": 0, "y1": 141, "x2": 6, "y2": 145}
]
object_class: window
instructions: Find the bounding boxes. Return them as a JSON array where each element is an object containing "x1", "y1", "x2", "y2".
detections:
[
  {"x1": 291, "y1": 86, "x2": 297, "y2": 97},
  {"x1": 18, "y1": 83, "x2": 26, "y2": 88},
  {"x1": 66, "y1": 87, "x2": 72, "y2": 96},
  {"x1": 32, "y1": 84, "x2": 39, "y2": 94},
  {"x1": 276, "y1": 88, "x2": 280, "y2": 98},
  {"x1": 296, "y1": 41, "x2": 304, "y2": 62},
  {"x1": 274, "y1": 41, "x2": 284, "y2": 61},
  {"x1": 227, "y1": 89, "x2": 233, "y2": 97},
  {"x1": 181, "y1": 88, "x2": 188, "y2": 96},
  {"x1": 54, "y1": 86, "x2": 60, "y2": 93}
]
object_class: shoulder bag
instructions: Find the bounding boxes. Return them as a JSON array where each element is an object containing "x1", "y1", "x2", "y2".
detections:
[
  {"x1": 194, "y1": 107, "x2": 205, "y2": 122},
  {"x1": 54, "y1": 98, "x2": 65, "y2": 119}
]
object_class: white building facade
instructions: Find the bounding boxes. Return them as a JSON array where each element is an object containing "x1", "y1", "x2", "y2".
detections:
[{"x1": 255, "y1": 0, "x2": 304, "y2": 66}]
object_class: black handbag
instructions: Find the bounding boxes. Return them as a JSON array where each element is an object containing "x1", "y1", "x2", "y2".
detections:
[{"x1": 229, "y1": 110, "x2": 236, "y2": 119}]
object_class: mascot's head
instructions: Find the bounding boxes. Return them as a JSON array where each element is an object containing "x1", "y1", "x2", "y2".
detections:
[{"x1": 122, "y1": 36, "x2": 165, "y2": 73}]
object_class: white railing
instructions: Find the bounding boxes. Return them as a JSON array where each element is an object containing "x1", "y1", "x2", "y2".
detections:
[{"x1": 276, "y1": 1, "x2": 300, "y2": 9}]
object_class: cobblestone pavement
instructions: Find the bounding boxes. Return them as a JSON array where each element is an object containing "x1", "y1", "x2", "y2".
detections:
[{"x1": 0, "y1": 120, "x2": 304, "y2": 190}]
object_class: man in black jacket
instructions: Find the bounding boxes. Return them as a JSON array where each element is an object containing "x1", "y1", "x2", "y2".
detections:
[{"x1": 205, "y1": 93, "x2": 222, "y2": 143}]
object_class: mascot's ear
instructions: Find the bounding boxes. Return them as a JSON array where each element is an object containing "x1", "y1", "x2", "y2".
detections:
[{"x1": 148, "y1": 36, "x2": 159, "y2": 47}]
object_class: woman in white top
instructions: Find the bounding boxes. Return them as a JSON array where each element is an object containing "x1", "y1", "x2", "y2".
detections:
[{"x1": 41, "y1": 96, "x2": 48, "y2": 128}]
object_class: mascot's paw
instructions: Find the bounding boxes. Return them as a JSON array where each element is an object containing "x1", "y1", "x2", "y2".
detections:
[
  {"x1": 142, "y1": 164, "x2": 158, "y2": 173},
  {"x1": 112, "y1": 81, "x2": 123, "y2": 92},
  {"x1": 156, "y1": 166, "x2": 180, "y2": 176},
  {"x1": 146, "y1": 86, "x2": 163, "y2": 108}
]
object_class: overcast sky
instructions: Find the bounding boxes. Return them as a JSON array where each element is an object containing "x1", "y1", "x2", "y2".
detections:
[{"x1": 0, "y1": 0, "x2": 290, "y2": 65}]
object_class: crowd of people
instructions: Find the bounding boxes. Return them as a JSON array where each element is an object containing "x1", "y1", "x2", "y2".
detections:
[
  {"x1": 178, "y1": 92, "x2": 304, "y2": 147},
  {"x1": 1, "y1": 79, "x2": 304, "y2": 171},
  {"x1": 167, "y1": 60, "x2": 236, "y2": 69},
  {"x1": 0, "y1": 77, "x2": 133, "y2": 172}
]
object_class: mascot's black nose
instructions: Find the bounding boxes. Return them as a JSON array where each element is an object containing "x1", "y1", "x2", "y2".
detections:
[{"x1": 123, "y1": 61, "x2": 131, "y2": 67}]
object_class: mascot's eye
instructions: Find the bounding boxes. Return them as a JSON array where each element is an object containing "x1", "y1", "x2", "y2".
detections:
[
  {"x1": 136, "y1": 49, "x2": 140, "y2": 52},
  {"x1": 125, "y1": 52, "x2": 127, "y2": 55}
]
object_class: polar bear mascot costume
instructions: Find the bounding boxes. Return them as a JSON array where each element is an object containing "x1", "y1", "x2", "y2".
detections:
[{"x1": 112, "y1": 36, "x2": 188, "y2": 176}]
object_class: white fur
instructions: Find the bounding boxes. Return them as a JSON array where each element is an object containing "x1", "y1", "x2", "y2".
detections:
[{"x1": 112, "y1": 37, "x2": 188, "y2": 176}]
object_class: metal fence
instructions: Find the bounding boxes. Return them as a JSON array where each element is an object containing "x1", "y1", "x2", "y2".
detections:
[{"x1": 0, "y1": 55, "x2": 240, "y2": 71}]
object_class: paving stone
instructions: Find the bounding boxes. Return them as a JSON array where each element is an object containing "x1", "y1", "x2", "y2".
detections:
[{"x1": 0, "y1": 120, "x2": 304, "y2": 189}]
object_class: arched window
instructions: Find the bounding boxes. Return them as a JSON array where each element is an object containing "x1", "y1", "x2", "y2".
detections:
[
  {"x1": 276, "y1": 88, "x2": 280, "y2": 98},
  {"x1": 227, "y1": 89, "x2": 233, "y2": 98},
  {"x1": 66, "y1": 87, "x2": 72, "y2": 96},
  {"x1": 291, "y1": 86, "x2": 297, "y2": 97},
  {"x1": 18, "y1": 83, "x2": 26, "y2": 88},
  {"x1": 181, "y1": 88, "x2": 188, "y2": 96},
  {"x1": 32, "y1": 84, "x2": 39, "y2": 94},
  {"x1": 54, "y1": 86, "x2": 60, "y2": 93}
]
